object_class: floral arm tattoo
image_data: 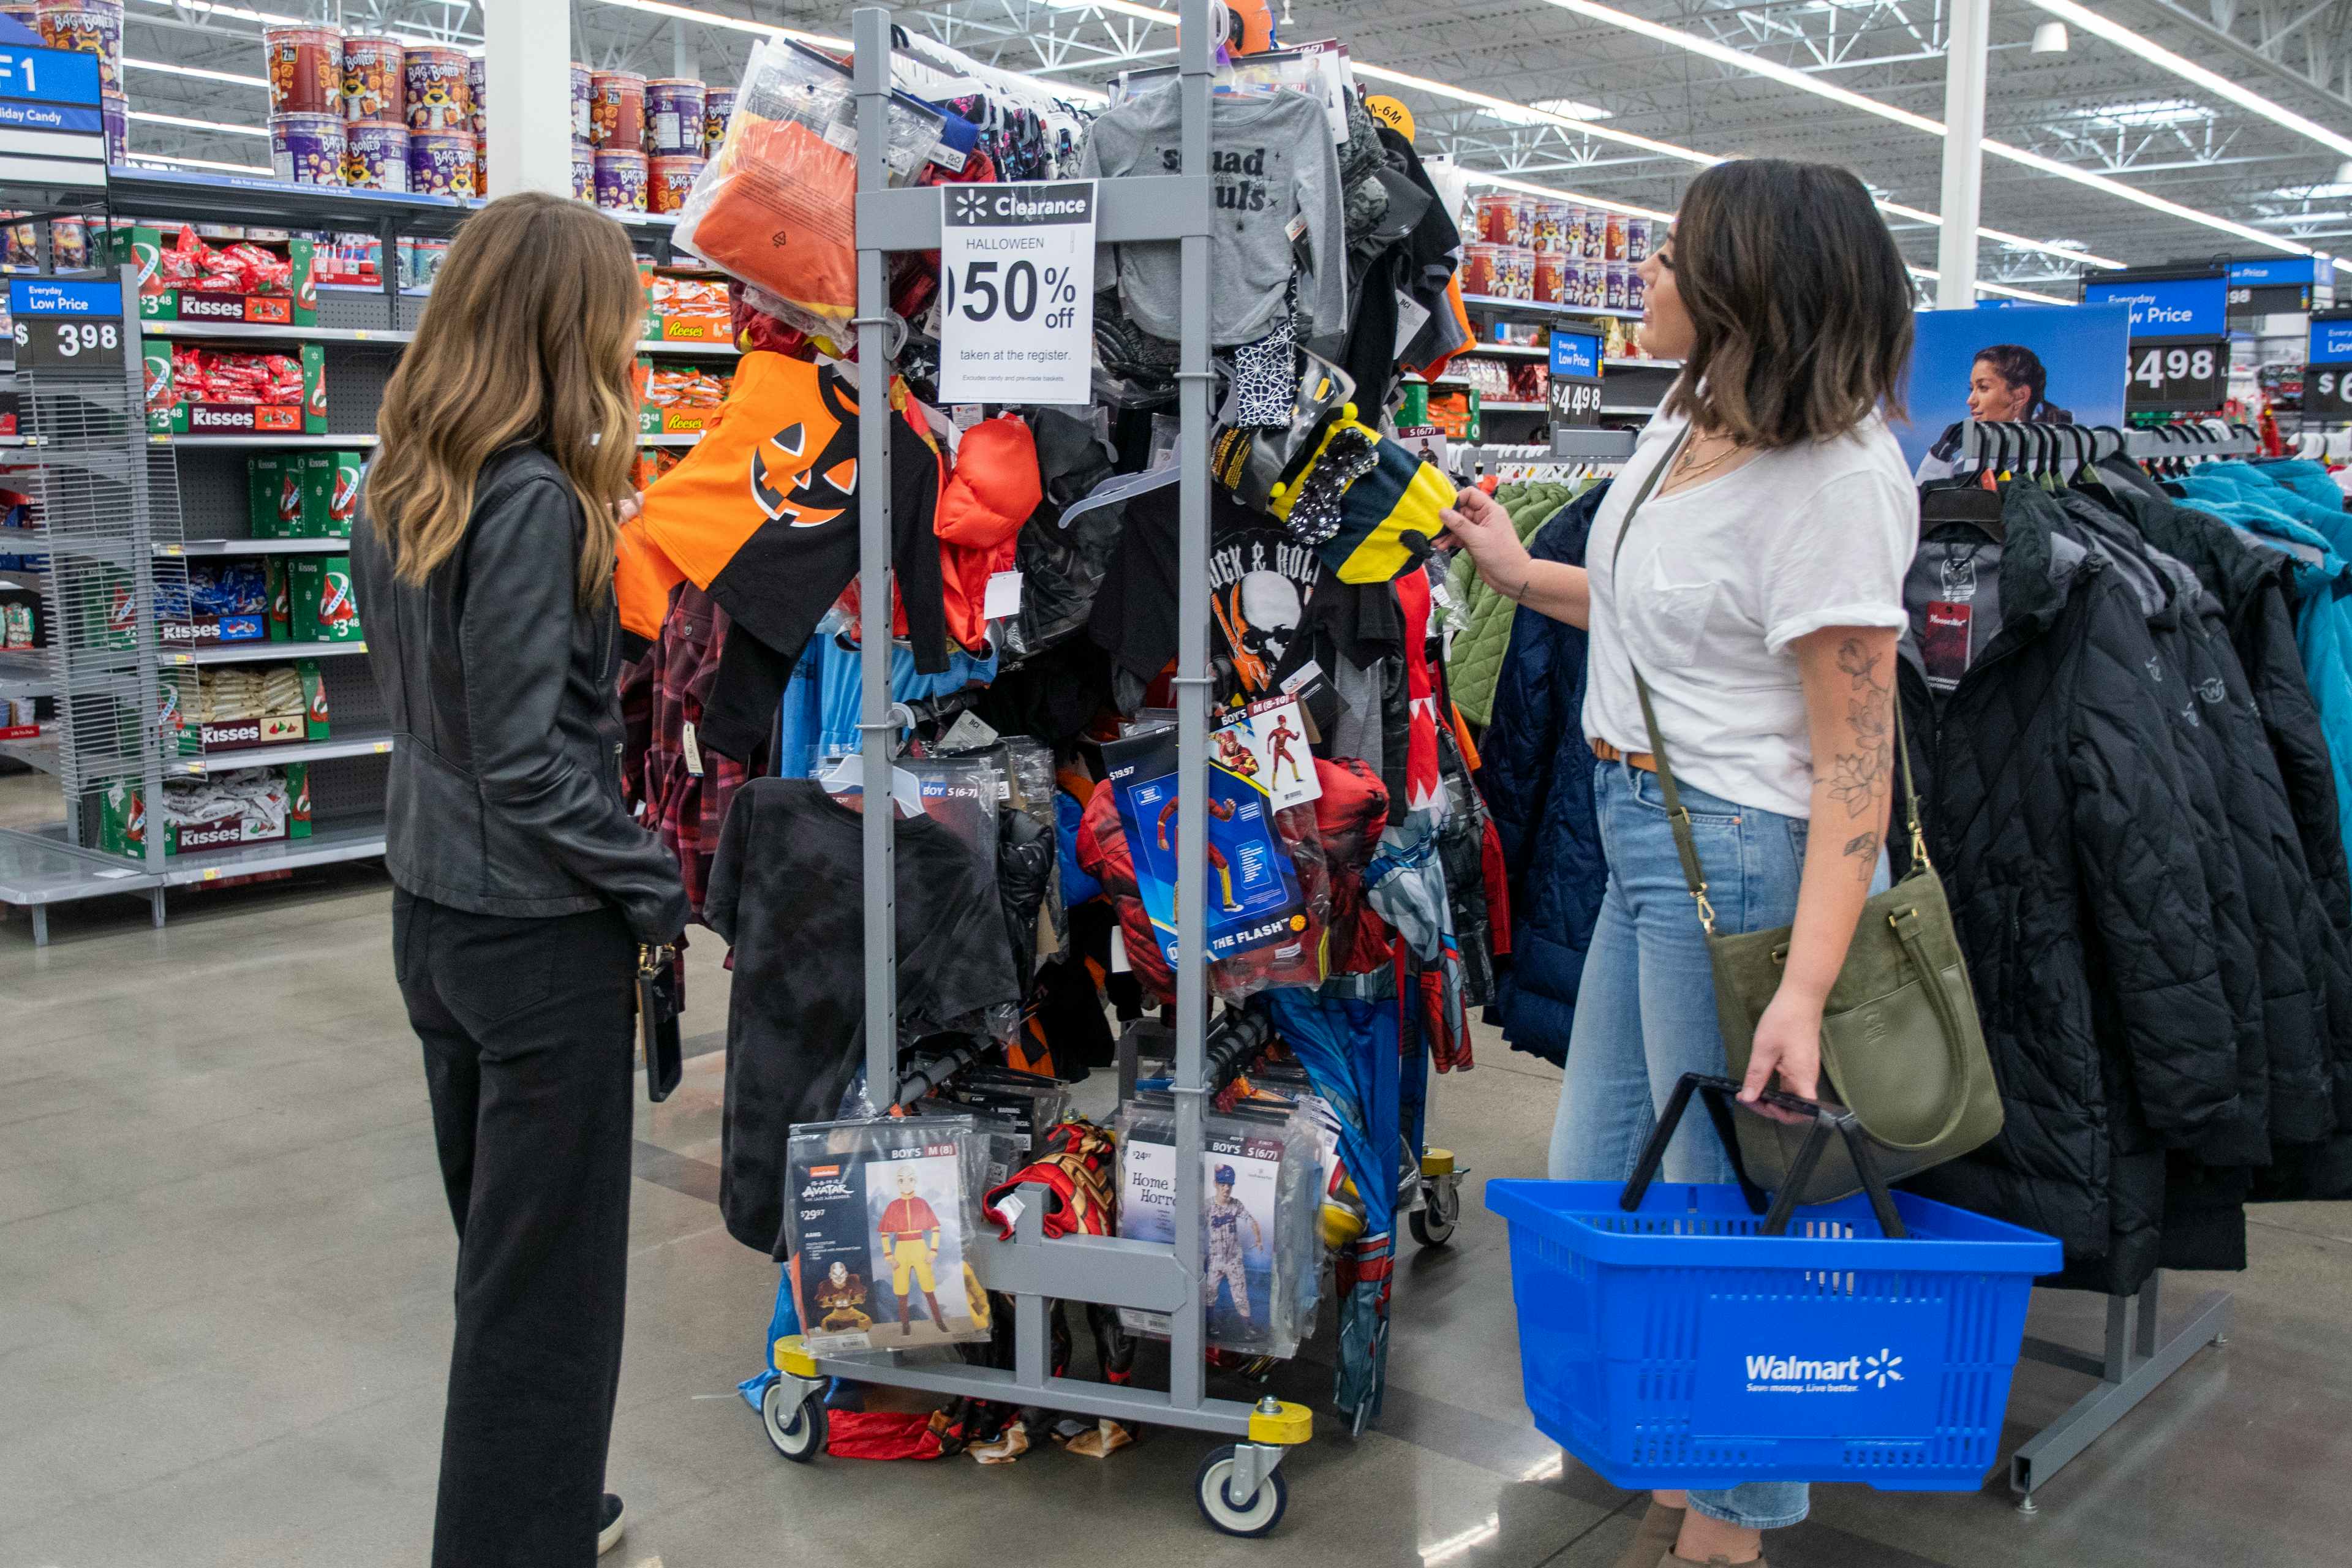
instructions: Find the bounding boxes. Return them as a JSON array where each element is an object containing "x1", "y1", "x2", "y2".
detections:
[{"x1": 1828, "y1": 638, "x2": 1891, "y2": 882}]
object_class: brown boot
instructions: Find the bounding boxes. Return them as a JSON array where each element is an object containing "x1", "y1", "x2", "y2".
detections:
[
  {"x1": 924, "y1": 1290, "x2": 948, "y2": 1329},
  {"x1": 1612, "y1": 1501, "x2": 1684, "y2": 1568},
  {"x1": 899, "y1": 1295, "x2": 913, "y2": 1336}
]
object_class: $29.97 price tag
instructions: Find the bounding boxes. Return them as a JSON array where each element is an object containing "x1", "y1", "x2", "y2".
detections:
[{"x1": 938, "y1": 181, "x2": 1096, "y2": 406}]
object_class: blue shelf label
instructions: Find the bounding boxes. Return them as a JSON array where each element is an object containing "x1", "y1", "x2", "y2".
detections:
[
  {"x1": 0, "y1": 45, "x2": 99, "y2": 108},
  {"x1": 2083, "y1": 274, "x2": 2226, "y2": 338},
  {"x1": 0, "y1": 97, "x2": 97, "y2": 133},
  {"x1": 1550, "y1": 328, "x2": 1600, "y2": 381},
  {"x1": 2228, "y1": 257, "x2": 2316, "y2": 287},
  {"x1": 9, "y1": 277, "x2": 122, "y2": 317},
  {"x1": 2312, "y1": 317, "x2": 2352, "y2": 364}
]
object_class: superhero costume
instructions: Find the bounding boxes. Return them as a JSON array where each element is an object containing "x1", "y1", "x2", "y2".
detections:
[
  {"x1": 1156, "y1": 794, "x2": 1240, "y2": 912},
  {"x1": 1266, "y1": 716, "x2": 1304, "y2": 786}
]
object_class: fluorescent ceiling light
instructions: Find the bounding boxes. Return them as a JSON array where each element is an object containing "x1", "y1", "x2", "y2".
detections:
[
  {"x1": 2086, "y1": 97, "x2": 2211, "y2": 130},
  {"x1": 128, "y1": 110, "x2": 268, "y2": 137},
  {"x1": 2027, "y1": 0, "x2": 2352, "y2": 162},
  {"x1": 125, "y1": 0, "x2": 480, "y2": 51},
  {"x1": 1544, "y1": 0, "x2": 2321, "y2": 259},
  {"x1": 1531, "y1": 96, "x2": 1611, "y2": 121},
  {"x1": 128, "y1": 153, "x2": 275, "y2": 176},
  {"x1": 2032, "y1": 20, "x2": 2068, "y2": 53},
  {"x1": 2256, "y1": 210, "x2": 2352, "y2": 225},
  {"x1": 589, "y1": 0, "x2": 847, "y2": 47},
  {"x1": 124, "y1": 58, "x2": 270, "y2": 89}
]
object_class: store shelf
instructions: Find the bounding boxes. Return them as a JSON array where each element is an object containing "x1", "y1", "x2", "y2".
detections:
[
  {"x1": 0, "y1": 648, "x2": 52, "y2": 697},
  {"x1": 1482, "y1": 400, "x2": 1548, "y2": 412},
  {"x1": 160, "y1": 537, "x2": 352, "y2": 557},
  {"x1": 1461, "y1": 294, "x2": 1645, "y2": 321},
  {"x1": 638, "y1": 339, "x2": 739, "y2": 356},
  {"x1": 0, "y1": 824, "x2": 153, "y2": 912},
  {"x1": 150, "y1": 434, "x2": 379, "y2": 450},
  {"x1": 1600, "y1": 404, "x2": 1657, "y2": 416},
  {"x1": 143, "y1": 320, "x2": 413, "y2": 347},
  {"x1": 169, "y1": 640, "x2": 367, "y2": 666},
  {"x1": 638, "y1": 432, "x2": 706, "y2": 447},
  {"x1": 1605, "y1": 356, "x2": 1680, "y2": 370},
  {"x1": 1460, "y1": 342, "x2": 1549, "y2": 360},
  {"x1": 103, "y1": 168, "x2": 481, "y2": 239},
  {"x1": 172, "y1": 732, "x2": 394, "y2": 774},
  {"x1": 155, "y1": 820, "x2": 388, "y2": 887},
  {"x1": 0, "y1": 726, "x2": 58, "y2": 772},
  {"x1": 0, "y1": 568, "x2": 44, "y2": 589}
]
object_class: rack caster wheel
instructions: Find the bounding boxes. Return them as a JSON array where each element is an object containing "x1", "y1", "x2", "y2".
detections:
[
  {"x1": 1195, "y1": 1444, "x2": 1289, "y2": 1537},
  {"x1": 762, "y1": 1379, "x2": 826, "y2": 1463},
  {"x1": 1411, "y1": 1152, "x2": 1464, "y2": 1249}
]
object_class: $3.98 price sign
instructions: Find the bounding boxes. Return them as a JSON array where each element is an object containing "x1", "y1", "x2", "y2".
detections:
[
  {"x1": 2125, "y1": 337, "x2": 2226, "y2": 412},
  {"x1": 15, "y1": 315, "x2": 120, "y2": 369},
  {"x1": 938, "y1": 180, "x2": 1096, "y2": 406}
]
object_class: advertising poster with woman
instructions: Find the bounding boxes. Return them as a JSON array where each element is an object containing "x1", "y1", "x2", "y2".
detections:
[{"x1": 1898, "y1": 302, "x2": 2130, "y2": 478}]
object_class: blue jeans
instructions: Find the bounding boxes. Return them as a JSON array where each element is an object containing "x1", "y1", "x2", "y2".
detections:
[{"x1": 1548, "y1": 761, "x2": 1885, "y2": 1532}]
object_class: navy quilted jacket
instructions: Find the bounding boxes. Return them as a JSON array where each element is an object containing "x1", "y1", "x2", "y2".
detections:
[{"x1": 1478, "y1": 483, "x2": 1610, "y2": 1066}]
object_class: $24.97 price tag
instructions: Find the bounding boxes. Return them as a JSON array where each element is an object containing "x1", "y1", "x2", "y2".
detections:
[{"x1": 937, "y1": 181, "x2": 1096, "y2": 406}]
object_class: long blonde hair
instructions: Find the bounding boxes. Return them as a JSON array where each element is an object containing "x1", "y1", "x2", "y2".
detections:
[{"x1": 366, "y1": 191, "x2": 641, "y2": 605}]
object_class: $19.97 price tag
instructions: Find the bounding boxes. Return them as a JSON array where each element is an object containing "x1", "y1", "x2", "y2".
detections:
[{"x1": 938, "y1": 181, "x2": 1096, "y2": 406}]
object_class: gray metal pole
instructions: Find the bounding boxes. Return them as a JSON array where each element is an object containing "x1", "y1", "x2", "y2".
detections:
[
  {"x1": 1936, "y1": 0, "x2": 1991, "y2": 308},
  {"x1": 851, "y1": 9, "x2": 899, "y2": 1108},
  {"x1": 1167, "y1": 0, "x2": 1213, "y2": 1413}
]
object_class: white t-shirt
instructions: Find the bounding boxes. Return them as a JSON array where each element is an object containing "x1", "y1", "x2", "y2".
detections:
[{"x1": 1582, "y1": 407, "x2": 1918, "y2": 820}]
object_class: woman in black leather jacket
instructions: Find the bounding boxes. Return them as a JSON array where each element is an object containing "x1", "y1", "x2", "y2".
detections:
[{"x1": 353, "y1": 190, "x2": 686, "y2": 1567}]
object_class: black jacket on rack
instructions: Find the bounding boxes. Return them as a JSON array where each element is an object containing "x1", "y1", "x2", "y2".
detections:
[{"x1": 1898, "y1": 486, "x2": 2237, "y2": 1294}]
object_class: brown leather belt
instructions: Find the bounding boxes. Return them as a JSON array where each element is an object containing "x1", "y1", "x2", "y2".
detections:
[{"x1": 1590, "y1": 736, "x2": 1657, "y2": 772}]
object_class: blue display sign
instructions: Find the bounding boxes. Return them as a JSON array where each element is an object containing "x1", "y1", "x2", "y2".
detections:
[
  {"x1": 2229, "y1": 257, "x2": 2317, "y2": 287},
  {"x1": 0, "y1": 45, "x2": 99, "y2": 108},
  {"x1": 2312, "y1": 316, "x2": 2352, "y2": 365},
  {"x1": 9, "y1": 277, "x2": 122, "y2": 317},
  {"x1": 1549, "y1": 328, "x2": 1600, "y2": 381},
  {"x1": 2082, "y1": 274, "x2": 2226, "y2": 338}
]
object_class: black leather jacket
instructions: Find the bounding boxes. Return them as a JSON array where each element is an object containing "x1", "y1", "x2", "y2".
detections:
[{"x1": 354, "y1": 445, "x2": 688, "y2": 941}]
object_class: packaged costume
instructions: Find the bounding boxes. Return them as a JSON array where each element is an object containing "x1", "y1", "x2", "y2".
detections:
[
  {"x1": 1114, "y1": 1098, "x2": 1319, "y2": 1359},
  {"x1": 786, "y1": 1115, "x2": 994, "y2": 1354}
]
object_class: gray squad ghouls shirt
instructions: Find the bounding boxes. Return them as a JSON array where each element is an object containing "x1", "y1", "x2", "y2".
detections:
[{"x1": 1078, "y1": 80, "x2": 1348, "y2": 350}]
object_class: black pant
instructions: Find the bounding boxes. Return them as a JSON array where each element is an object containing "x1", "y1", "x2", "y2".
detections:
[{"x1": 394, "y1": 891, "x2": 638, "y2": 1568}]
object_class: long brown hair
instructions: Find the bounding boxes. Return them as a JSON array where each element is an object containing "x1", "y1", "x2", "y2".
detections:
[
  {"x1": 1662, "y1": 159, "x2": 1914, "y2": 448},
  {"x1": 366, "y1": 191, "x2": 640, "y2": 605}
]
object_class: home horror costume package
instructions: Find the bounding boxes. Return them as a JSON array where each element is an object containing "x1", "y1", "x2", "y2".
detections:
[
  {"x1": 1114, "y1": 1099, "x2": 1319, "y2": 1359},
  {"x1": 785, "y1": 1116, "x2": 993, "y2": 1356}
]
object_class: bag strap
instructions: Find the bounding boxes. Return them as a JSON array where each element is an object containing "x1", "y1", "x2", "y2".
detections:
[{"x1": 1607, "y1": 429, "x2": 1928, "y2": 935}]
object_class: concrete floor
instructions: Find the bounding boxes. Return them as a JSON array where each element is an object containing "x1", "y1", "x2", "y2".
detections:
[{"x1": 4, "y1": 777, "x2": 2350, "y2": 1567}]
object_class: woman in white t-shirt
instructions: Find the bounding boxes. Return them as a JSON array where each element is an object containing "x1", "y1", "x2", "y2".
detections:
[{"x1": 1439, "y1": 159, "x2": 1917, "y2": 1568}]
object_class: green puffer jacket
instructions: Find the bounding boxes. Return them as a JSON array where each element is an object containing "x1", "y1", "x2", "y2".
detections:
[{"x1": 1439, "y1": 479, "x2": 1589, "y2": 727}]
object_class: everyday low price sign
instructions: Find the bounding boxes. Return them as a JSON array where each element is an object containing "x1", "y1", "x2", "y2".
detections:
[{"x1": 938, "y1": 180, "x2": 1096, "y2": 405}]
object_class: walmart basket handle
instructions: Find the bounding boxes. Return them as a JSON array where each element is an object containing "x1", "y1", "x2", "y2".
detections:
[{"x1": 1619, "y1": 1073, "x2": 1909, "y2": 1239}]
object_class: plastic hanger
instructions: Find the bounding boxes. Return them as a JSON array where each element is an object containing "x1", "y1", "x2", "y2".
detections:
[{"x1": 820, "y1": 751, "x2": 929, "y2": 817}]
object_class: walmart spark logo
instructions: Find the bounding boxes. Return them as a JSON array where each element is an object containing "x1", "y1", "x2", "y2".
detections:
[
  {"x1": 951, "y1": 190, "x2": 990, "y2": 223},
  {"x1": 1865, "y1": 1348, "x2": 1904, "y2": 1389}
]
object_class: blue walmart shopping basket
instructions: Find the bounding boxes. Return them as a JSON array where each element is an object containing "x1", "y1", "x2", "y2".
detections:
[{"x1": 1488, "y1": 1074, "x2": 2060, "y2": 1493}]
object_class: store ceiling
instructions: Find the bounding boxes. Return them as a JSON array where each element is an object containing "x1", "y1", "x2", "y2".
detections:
[{"x1": 119, "y1": 0, "x2": 2352, "y2": 292}]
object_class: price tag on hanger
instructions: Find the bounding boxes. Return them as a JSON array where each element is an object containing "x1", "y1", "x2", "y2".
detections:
[
  {"x1": 938, "y1": 180, "x2": 1097, "y2": 406},
  {"x1": 2124, "y1": 337, "x2": 2226, "y2": 412}
]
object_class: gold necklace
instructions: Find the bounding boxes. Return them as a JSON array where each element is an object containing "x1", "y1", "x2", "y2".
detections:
[{"x1": 1670, "y1": 432, "x2": 1744, "y2": 486}]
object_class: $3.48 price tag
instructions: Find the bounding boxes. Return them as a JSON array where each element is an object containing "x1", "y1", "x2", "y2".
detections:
[{"x1": 938, "y1": 180, "x2": 1096, "y2": 405}]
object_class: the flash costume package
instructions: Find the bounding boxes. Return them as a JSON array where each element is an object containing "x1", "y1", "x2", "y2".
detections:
[
  {"x1": 1113, "y1": 1098, "x2": 1319, "y2": 1360},
  {"x1": 785, "y1": 1116, "x2": 995, "y2": 1356}
]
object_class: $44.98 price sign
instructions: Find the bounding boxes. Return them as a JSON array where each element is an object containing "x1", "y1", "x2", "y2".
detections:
[{"x1": 938, "y1": 180, "x2": 1095, "y2": 405}]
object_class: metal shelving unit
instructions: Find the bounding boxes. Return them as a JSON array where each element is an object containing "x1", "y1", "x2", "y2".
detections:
[
  {"x1": 760, "y1": 6, "x2": 1312, "y2": 1535},
  {"x1": 1461, "y1": 292, "x2": 1643, "y2": 321}
]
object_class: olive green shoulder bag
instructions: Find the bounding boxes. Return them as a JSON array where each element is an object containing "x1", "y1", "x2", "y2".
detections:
[{"x1": 1607, "y1": 434, "x2": 2002, "y2": 1202}]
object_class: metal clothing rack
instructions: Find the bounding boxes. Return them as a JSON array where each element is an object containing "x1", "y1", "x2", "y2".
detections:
[{"x1": 762, "y1": 5, "x2": 1313, "y2": 1536}]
